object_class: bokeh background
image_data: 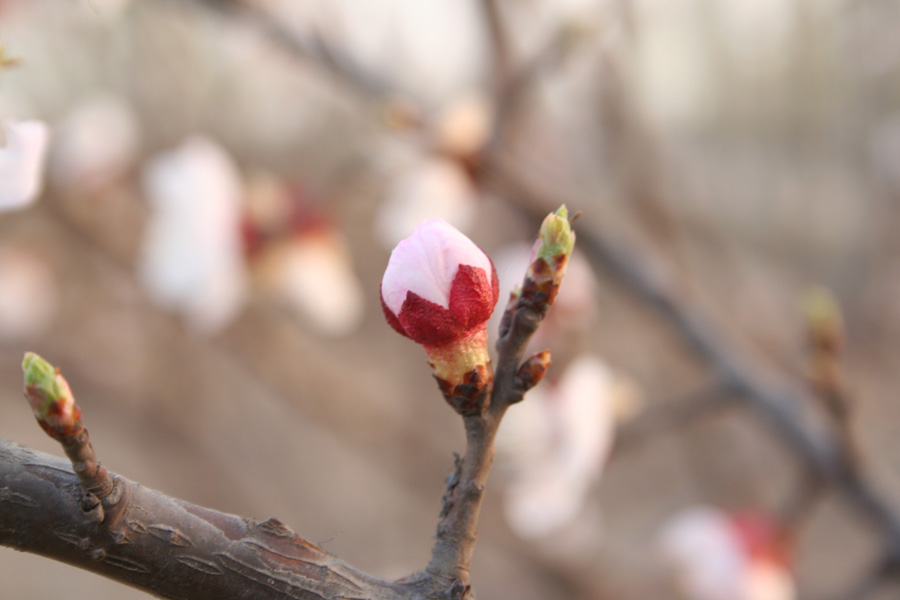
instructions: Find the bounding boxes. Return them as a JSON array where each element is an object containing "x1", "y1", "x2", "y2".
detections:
[{"x1": 1, "y1": 0, "x2": 899, "y2": 598}]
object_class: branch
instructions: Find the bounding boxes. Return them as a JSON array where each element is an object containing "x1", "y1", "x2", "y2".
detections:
[
  {"x1": 484, "y1": 154, "x2": 900, "y2": 557},
  {"x1": 419, "y1": 209, "x2": 575, "y2": 598},
  {"x1": 196, "y1": 0, "x2": 403, "y2": 104},
  {"x1": 5, "y1": 354, "x2": 430, "y2": 600},
  {"x1": 0, "y1": 440, "x2": 411, "y2": 600}
]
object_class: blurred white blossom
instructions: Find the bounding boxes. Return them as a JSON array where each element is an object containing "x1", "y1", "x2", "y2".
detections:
[
  {"x1": 50, "y1": 94, "x2": 140, "y2": 194},
  {"x1": 255, "y1": 230, "x2": 364, "y2": 337},
  {"x1": 658, "y1": 507, "x2": 795, "y2": 600},
  {"x1": 0, "y1": 119, "x2": 49, "y2": 212},
  {"x1": 497, "y1": 355, "x2": 617, "y2": 539},
  {"x1": 434, "y1": 92, "x2": 492, "y2": 158},
  {"x1": 375, "y1": 157, "x2": 477, "y2": 250},
  {"x1": 0, "y1": 244, "x2": 58, "y2": 340},
  {"x1": 138, "y1": 137, "x2": 248, "y2": 333}
]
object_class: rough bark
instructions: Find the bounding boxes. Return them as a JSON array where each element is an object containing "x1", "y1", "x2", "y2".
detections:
[{"x1": 0, "y1": 440, "x2": 416, "y2": 600}]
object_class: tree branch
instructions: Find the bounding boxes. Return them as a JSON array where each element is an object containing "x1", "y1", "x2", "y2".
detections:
[
  {"x1": 484, "y1": 154, "x2": 900, "y2": 557},
  {"x1": 0, "y1": 439, "x2": 413, "y2": 600},
  {"x1": 421, "y1": 211, "x2": 573, "y2": 598}
]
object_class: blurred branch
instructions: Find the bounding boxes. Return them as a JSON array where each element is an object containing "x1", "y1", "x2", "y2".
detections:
[
  {"x1": 482, "y1": 153, "x2": 900, "y2": 558},
  {"x1": 4, "y1": 356, "x2": 420, "y2": 600},
  {"x1": 197, "y1": 0, "x2": 402, "y2": 104},
  {"x1": 614, "y1": 380, "x2": 737, "y2": 452},
  {"x1": 480, "y1": 0, "x2": 513, "y2": 93},
  {"x1": 488, "y1": 19, "x2": 598, "y2": 157},
  {"x1": 420, "y1": 212, "x2": 571, "y2": 598}
]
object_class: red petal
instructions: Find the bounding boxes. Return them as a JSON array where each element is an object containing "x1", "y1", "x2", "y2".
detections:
[
  {"x1": 398, "y1": 291, "x2": 466, "y2": 345},
  {"x1": 380, "y1": 284, "x2": 409, "y2": 338},
  {"x1": 449, "y1": 263, "x2": 499, "y2": 331}
]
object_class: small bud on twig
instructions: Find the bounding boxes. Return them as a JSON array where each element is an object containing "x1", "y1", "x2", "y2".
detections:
[
  {"x1": 514, "y1": 350, "x2": 551, "y2": 398},
  {"x1": 520, "y1": 205, "x2": 576, "y2": 313},
  {"x1": 22, "y1": 352, "x2": 115, "y2": 502},
  {"x1": 23, "y1": 351, "x2": 82, "y2": 437}
]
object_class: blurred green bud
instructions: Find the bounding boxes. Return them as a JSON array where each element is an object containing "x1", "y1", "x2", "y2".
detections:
[
  {"x1": 535, "y1": 205, "x2": 575, "y2": 263},
  {"x1": 22, "y1": 352, "x2": 80, "y2": 433}
]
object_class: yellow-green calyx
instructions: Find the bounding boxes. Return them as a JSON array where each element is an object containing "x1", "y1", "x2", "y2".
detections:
[
  {"x1": 425, "y1": 327, "x2": 493, "y2": 416},
  {"x1": 535, "y1": 205, "x2": 575, "y2": 262},
  {"x1": 425, "y1": 328, "x2": 491, "y2": 385},
  {"x1": 22, "y1": 352, "x2": 78, "y2": 430}
]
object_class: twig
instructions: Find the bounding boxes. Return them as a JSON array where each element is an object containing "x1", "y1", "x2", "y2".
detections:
[
  {"x1": 614, "y1": 380, "x2": 737, "y2": 452},
  {"x1": 483, "y1": 154, "x2": 900, "y2": 557},
  {"x1": 420, "y1": 210, "x2": 573, "y2": 597},
  {"x1": 196, "y1": 0, "x2": 402, "y2": 104},
  {"x1": 480, "y1": 0, "x2": 513, "y2": 94}
]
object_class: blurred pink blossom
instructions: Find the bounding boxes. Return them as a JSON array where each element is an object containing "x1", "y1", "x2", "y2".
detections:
[
  {"x1": 658, "y1": 507, "x2": 795, "y2": 600},
  {"x1": 49, "y1": 94, "x2": 140, "y2": 194},
  {"x1": 496, "y1": 354, "x2": 617, "y2": 539},
  {"x1": 138, "y1": 137, "x2": 248, "y2": 333},
  {"x1": 0, "y1": 119, "x2": 49, "y2": 212},
  {"x1": 256, "y1": 230, "x2": 365, "y2": 337},
  {"x1": 0, "y1": 244, "x2": 57, "y2": 340},
  {"x1": 375, "y1": 158, "x2": 477, "y2": 250}
]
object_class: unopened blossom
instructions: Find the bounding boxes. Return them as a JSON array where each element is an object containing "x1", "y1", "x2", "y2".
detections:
[
  {"x1": 381, "y1": 218, "x2": 498, "y2": 414},
  {"x1": 138, "y1": 137, "x2": 247, "y2": 333},
  {"x1": 0, "y1": 120, "x2": 49, "y2": 212},
  {"x1": 658, "y1": 507, "x2": 795, "y2": 600}
]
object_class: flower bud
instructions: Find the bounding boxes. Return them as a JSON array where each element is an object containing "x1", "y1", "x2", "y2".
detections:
[
  {"x1": 381, "y1": 219, "x2": 499, "y2": 415},
  {"x1": 22, "y1": 352, "x2": 81, "y2": 436},
  {"x1": 521, "y1": 206, "x2": 576, "y2": 311}
]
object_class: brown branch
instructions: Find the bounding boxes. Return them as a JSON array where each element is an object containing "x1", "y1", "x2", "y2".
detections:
[
  {"x1": 480, "y1": 0, "x2": 513, "y2": 94},
  {"x1": 421, "y1": 215, "x2": 571, "y2": 598},
  {"x1": 0, "y1": 439, "x2": 414, "y2": 600},
  {"x1": 484, "y1": 154, "x2": 900, "y2": 557}
]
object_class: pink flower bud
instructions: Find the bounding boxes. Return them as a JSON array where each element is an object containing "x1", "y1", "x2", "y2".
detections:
[
  {"x1": 381, "y1": 219, "x2": 498, "y2": 347},
  {"x1": 381, "y1": 219, "x2": 499, "y2": 414}
]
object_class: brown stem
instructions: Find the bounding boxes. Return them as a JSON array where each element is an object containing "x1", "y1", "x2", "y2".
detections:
[
  {"x1": 486, "y1": 154, "x2": 900, "y2": 556},
  {"x1": 422, "y1": 281, "x2": 555, "y2": 596},
  {"x1": 424, "y1": 415, "x2": 500, "y2": 588},
  {"x1": 56, "y1": 425, "x2": 116, "y2": 503}
]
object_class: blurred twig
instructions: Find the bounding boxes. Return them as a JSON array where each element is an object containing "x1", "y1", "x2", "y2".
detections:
[
  {"x1": 483, "y1": 153, "x2": 900, "y2": 557},
  {"x1": 197, "y1": 0, "x2": 402, "y2": 104},
  {"x1": 614, "y1": 380, "x2": 737, "y2": 452}
]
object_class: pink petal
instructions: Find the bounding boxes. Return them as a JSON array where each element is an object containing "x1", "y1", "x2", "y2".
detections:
[
  {"x1": 0, "y1": 120, "x2": 49, "y2": 212},
  {"x1": 381, "y1": 218, "x2": 493, "y2": 315}
]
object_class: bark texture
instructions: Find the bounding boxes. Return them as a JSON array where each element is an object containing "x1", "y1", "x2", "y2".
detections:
[{"x1": 0, "y1": 440, "x2": 416, "y2": 600}]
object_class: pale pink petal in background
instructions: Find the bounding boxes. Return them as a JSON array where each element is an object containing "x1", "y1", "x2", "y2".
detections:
[
  {"x1": 0, "y1": 120, "x2": 49, "y2": 212},
  {"x1": 497, "y1": 354, "x2": 618, "y2": 539},
  {"x1": 138, "y1": 137, "x2": 248, "y2": 333},
  {"x1": 256, "y1": 231, "x2": 365, "y2": 337},
  {"x1": 375, "y1": 158, "x2": 477, "y2": 251},
  {"x1": 49, "y1": 94, "x2": 140, "y2": 195},
  {"x1": 0, "y1": 244, "x2": 58, "y2": 340}
]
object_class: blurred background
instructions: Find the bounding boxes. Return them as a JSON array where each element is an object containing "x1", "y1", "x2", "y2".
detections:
[{"x1": 1, "y1": 0, "x2": 899, "y2": 598}]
